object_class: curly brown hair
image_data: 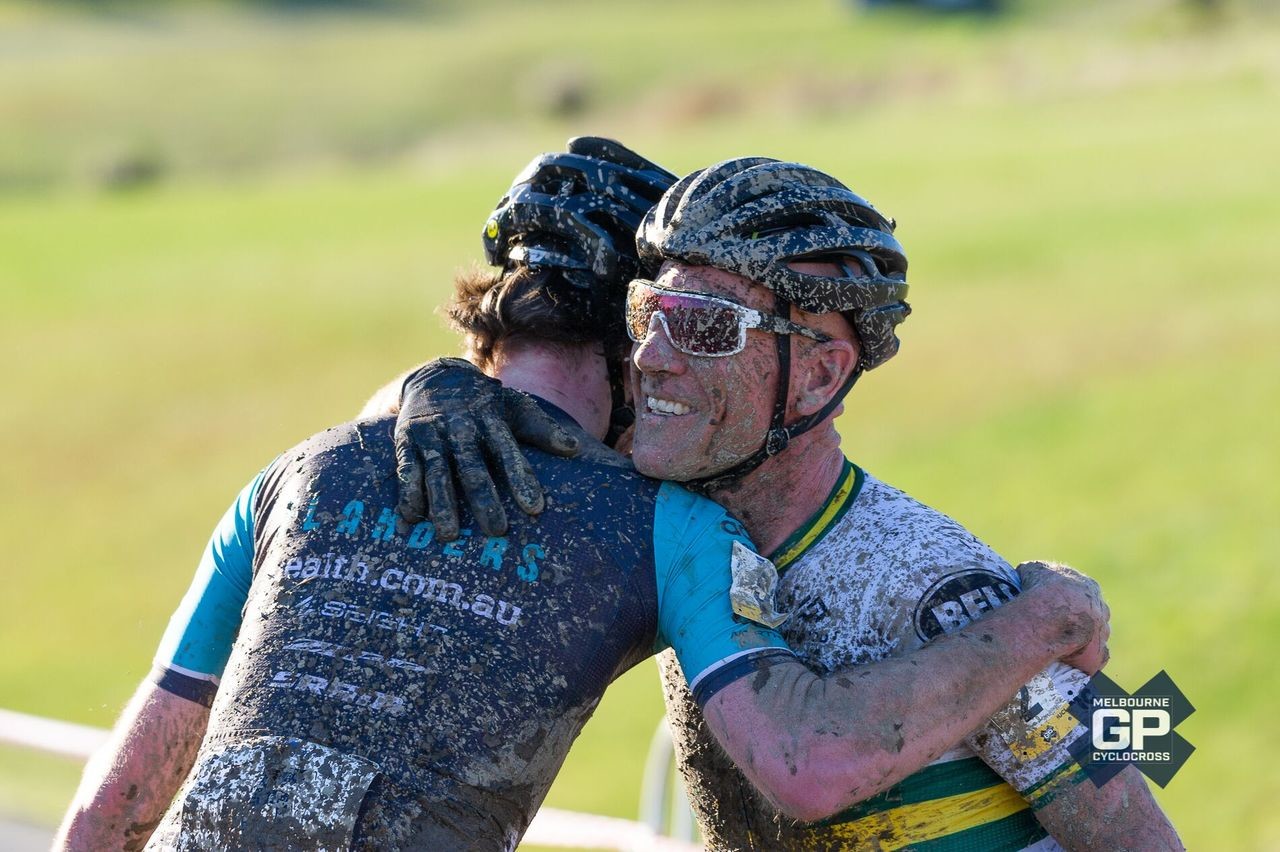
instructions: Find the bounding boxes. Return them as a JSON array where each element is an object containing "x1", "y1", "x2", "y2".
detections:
[{"x1": 446, "y1": 266, "x2": 623, "y2": 370}]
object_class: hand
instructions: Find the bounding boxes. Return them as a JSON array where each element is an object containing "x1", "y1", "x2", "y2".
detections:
[
  {"x1": 394, "y1": 358, "x2": 580, "y2": 540},
  {"x1": 1016, "y1": 560, "x2": 1111, "y2": 674}
]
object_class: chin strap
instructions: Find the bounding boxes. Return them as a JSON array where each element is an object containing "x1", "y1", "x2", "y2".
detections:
[
  {"x1": 686, "y1": 294, "x2": 861, "y2": 494},
  {"x1": 604, "y1": 343, "x2": 635, "y2": 448}
]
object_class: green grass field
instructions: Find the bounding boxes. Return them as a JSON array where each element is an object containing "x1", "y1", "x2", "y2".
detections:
[{"x1": 2, "y1": 0, "x2": 1277, "y2": 848}]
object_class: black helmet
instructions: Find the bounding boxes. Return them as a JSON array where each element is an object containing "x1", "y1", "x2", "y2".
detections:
[
  {"x1": 637, "y1": 157, "x2": 909, "y2": 370},
  {"x1": 484, "y1": 136, "x2": 677, "y2": 291},
  {"x1": 482, "y1": 137, "x2": 677, "y2": 446}
]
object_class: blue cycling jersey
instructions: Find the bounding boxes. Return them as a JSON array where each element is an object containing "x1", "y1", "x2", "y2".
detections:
[
  {"x1": 154, "y1": 457, "x2": 786, "y2": 707},
  {"x1": 148, "y1": 398, "x2": 793, "y2": 850}
]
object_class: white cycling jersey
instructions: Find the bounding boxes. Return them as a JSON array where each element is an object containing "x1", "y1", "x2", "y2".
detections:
[{"x1": 660, "y1": 460, "x2": 1091, "y2": 852}]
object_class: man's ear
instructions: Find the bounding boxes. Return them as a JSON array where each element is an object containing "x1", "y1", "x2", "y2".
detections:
[{"x1": 792, "y1": 339, "x2": 858, "y2": 417}]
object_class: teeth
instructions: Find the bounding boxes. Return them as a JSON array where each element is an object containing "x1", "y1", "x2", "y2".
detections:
[{"x1": 647, "y1": 396, "x2": 691, "y2": 416}]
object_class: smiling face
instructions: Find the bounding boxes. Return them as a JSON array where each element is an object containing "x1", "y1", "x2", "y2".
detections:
[{"x1": 628, "y1": 262, "x2": 783, "y2": 482}]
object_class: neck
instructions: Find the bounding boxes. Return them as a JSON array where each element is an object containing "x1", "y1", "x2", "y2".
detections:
[
  {"x1": 708, "y1": 420, "x2": 846, "y2": 556},
  {"x1": 488, "y1": 343, "x2": 611, "y2": 441}
]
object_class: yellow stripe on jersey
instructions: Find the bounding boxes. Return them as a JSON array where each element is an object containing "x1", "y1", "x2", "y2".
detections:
[
  {"x1": 772, "y1": 458, "x2": 863, "y2": 572},
  {"x1": 1025, "y1": 760, "x2": 1089, "y2": 810},
  {"x1": 826, "y1": 780, "x2": 1030, "y2": 851},
  {"x1": 1003, "y1": 703, "x2": 1082, "y2": 763}
]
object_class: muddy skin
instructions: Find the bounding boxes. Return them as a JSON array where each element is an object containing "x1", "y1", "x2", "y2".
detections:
[
  {"x1": 64, "y1": 685, "x2": 208, "y2": 851},
  {"x1": 1033, "y1": 761, "x2": 1180, "y2": 852},
  {"x1": 122, "y1": 818, "x2": 161, "y2": 852},
  {"x1": 629, "y1": 269, "x2": 784, "y2": 486}
]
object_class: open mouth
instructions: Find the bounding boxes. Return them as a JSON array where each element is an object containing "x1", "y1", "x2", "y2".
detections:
[{"x1": 646, "y1": 395, "x2": 691, "y2": 417}]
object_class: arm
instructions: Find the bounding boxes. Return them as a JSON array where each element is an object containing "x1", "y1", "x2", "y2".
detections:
[
  {"x1": 699, "y1": 571, "x2": 1107, "y2": 822},
  {"x1": 1034, "y1": 765, "x2": 1182, "y2": 850},
  {"x1": 919, "y1": 562, "x2": 1178, "y2": 848},
  {"x1": 54, "y1": 682, "x2": 208, "y2": 851},
  {"x1": 955, "y1": 655, "x2": 1181, "y2": 848},
  {"x1": 56, "y1": 473, "x2": 260, "y2": 848},
  {"x1": 651, "y1": 489, "x2": 1108, "y2": 823}
]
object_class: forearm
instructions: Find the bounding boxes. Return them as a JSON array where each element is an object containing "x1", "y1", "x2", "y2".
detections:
[
  {"x1": 55, "y1": 682, "x2": 209, "y2": 852},
  {"x1": 706, "y1": 587, "x2": 1094, "y2": 820},
  {"x1": 1035, "y1": 765, "x2": 1182, "y2": 851}
]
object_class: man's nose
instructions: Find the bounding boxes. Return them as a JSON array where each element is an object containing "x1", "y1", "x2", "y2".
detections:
[{"x1": 632, "y1": 312, "x2": 685, "y2": 375}]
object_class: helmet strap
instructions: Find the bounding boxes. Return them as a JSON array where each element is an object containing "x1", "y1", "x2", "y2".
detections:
[
  {"x1": 767, "y1": 295, "x2": 796, "y2": 452},
  {"x1": 604, "y1": 345, "x2": 635, "y2": 448},
  {"x1": 687, "y1": 293, "x2": 862, "y2": 495}
]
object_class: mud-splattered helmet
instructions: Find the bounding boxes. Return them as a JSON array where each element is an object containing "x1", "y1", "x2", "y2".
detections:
[
  {"x1": 637, "y1": 156, "x2": 909, "y2": 370},
  {"x1": 482, "y1": 137, "x2": 677, "y2": 445},
  {"x1": 484, "y1": 136, "x2": 677, "y2": 293}
]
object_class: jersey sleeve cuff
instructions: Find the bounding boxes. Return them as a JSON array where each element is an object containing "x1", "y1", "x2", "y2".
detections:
[
  {"x1": 689, "y1": 648, "x2": 795, "y2": 708},
  {"x1": 1023, "y1": 759, "x2": 1089, "y2": 810},
  {"x1": 151, "y1": 664, "x2": 219, "y2": 709}
]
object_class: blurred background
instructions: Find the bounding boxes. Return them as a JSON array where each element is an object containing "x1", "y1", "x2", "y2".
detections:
[{"x1": 1, "y1": 0, "x2": 1277, "y2": 848}]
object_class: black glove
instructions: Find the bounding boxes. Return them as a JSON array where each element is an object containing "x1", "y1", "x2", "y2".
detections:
[{"x1": 394, "y1": 358, "x2": 580, "y2": 540}]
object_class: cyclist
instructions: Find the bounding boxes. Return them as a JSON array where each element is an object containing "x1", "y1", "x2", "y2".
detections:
[{"x1": 394, "y1": 156, "x2": 1182, "y2": 849}]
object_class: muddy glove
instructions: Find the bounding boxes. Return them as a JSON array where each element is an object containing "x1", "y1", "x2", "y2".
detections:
[{"x1": 394, "y1": 358, "x2": 580, "y2": 540}]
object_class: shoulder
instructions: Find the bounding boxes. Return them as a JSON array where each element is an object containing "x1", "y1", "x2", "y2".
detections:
[
  {"x1": 255, "y1": 419, "x2": 395, "y2": 500},
  {"x1": 857, "y1": 475, "x2": 1023, "y2": 631},
  {"x1": 532, "y1": 446, "x2": 665, "y2": 519},
  {"x1": 793, "y1": 472, "x2": 1023, "y2": 645},
  {"x1": 264, "y1": 418, "x2": 396, "y2": 477},
  {"x1": 654, "y1": 482, "x2": 748, "y2": 540},
  {"x1": 791, "y1": 471, "x2": 1019, "y2": 607},
  {"x1": 850, "y1": 473, "x2": 1011, "y2": 572}
]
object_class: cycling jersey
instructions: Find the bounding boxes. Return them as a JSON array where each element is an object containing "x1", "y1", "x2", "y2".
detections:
[
  {"x1": 146, "y1": 398, "x2": 792, "y2": 851},
  {"x1": 660, "y1": 459, "x2": 1091, "y2": 852}
]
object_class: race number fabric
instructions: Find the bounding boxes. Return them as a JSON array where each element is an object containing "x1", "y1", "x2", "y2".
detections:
[
  {"x1": 660, "y1": 459, "x2": 1090, "y2": 852},
  {"x1": 150, "y1": 398, "x2": 791, "y2": 849}
]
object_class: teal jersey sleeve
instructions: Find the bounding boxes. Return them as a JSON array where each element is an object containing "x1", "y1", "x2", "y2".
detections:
[
  {"x1": 153, "y1": 470, "x2": 264, "y2": 685},
  {"x1": 652, "y1": 481, "x2": 794, "y2": 705}
]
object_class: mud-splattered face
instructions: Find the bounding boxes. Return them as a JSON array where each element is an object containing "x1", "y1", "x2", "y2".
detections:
[{"x1": 629, "y1": 262, "x2": 780, "y2": 481}]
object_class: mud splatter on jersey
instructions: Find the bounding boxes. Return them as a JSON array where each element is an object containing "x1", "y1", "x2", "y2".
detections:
[
  {"x1": 660, "y1": 459, "x2": 1089, "y2": 852},
  {"x1": 149, "y1": 399, "x2": 792, "y2": 850}
]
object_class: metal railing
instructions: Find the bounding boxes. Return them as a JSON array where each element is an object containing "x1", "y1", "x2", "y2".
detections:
[
  {"x1": 0, "y1": 707, "x2": 699, "y2": 852},
  {"x1": 639, "y1": 721, "x2": 698, "y2": 843}
]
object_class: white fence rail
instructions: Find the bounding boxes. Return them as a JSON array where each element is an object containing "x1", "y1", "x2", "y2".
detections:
[
  {"x1": 0, "y1": 707, "x2": 699, "y2": 852},
  {"x1": 0, "y1": 708, "x2": 109, "y2": 760}
]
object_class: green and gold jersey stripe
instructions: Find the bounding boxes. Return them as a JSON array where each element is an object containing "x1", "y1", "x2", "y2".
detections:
[
  {"x1": 815, "y1": 756, "x2": 1048, "y2": 851},
  {"x1": 771, "y1": 458, "x2": 863, "y2": 573},
  {"x1": 824, "y1": 779, "x2": 1042, "y2": 851},
  {"x1": 910, "y1": 807, "x2": 1048, "y2": 852},
  {"x1": 1024, "y1": 759, "x2": 1089, "y2": 811},
  {"x1": 821, "y1": 756, "x2": 1006, "y2": 824}
]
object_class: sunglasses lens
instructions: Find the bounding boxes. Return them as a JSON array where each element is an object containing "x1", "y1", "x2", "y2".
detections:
[
  {"x1": 625, "y1": 282, "x2": 663, "y2": 342},
  {"x1": 626, "y1": 281, "x2": 744, "y2": 356},
  {"x1": 663, "y1": 301, "x2": 742, "y2": 355}
]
